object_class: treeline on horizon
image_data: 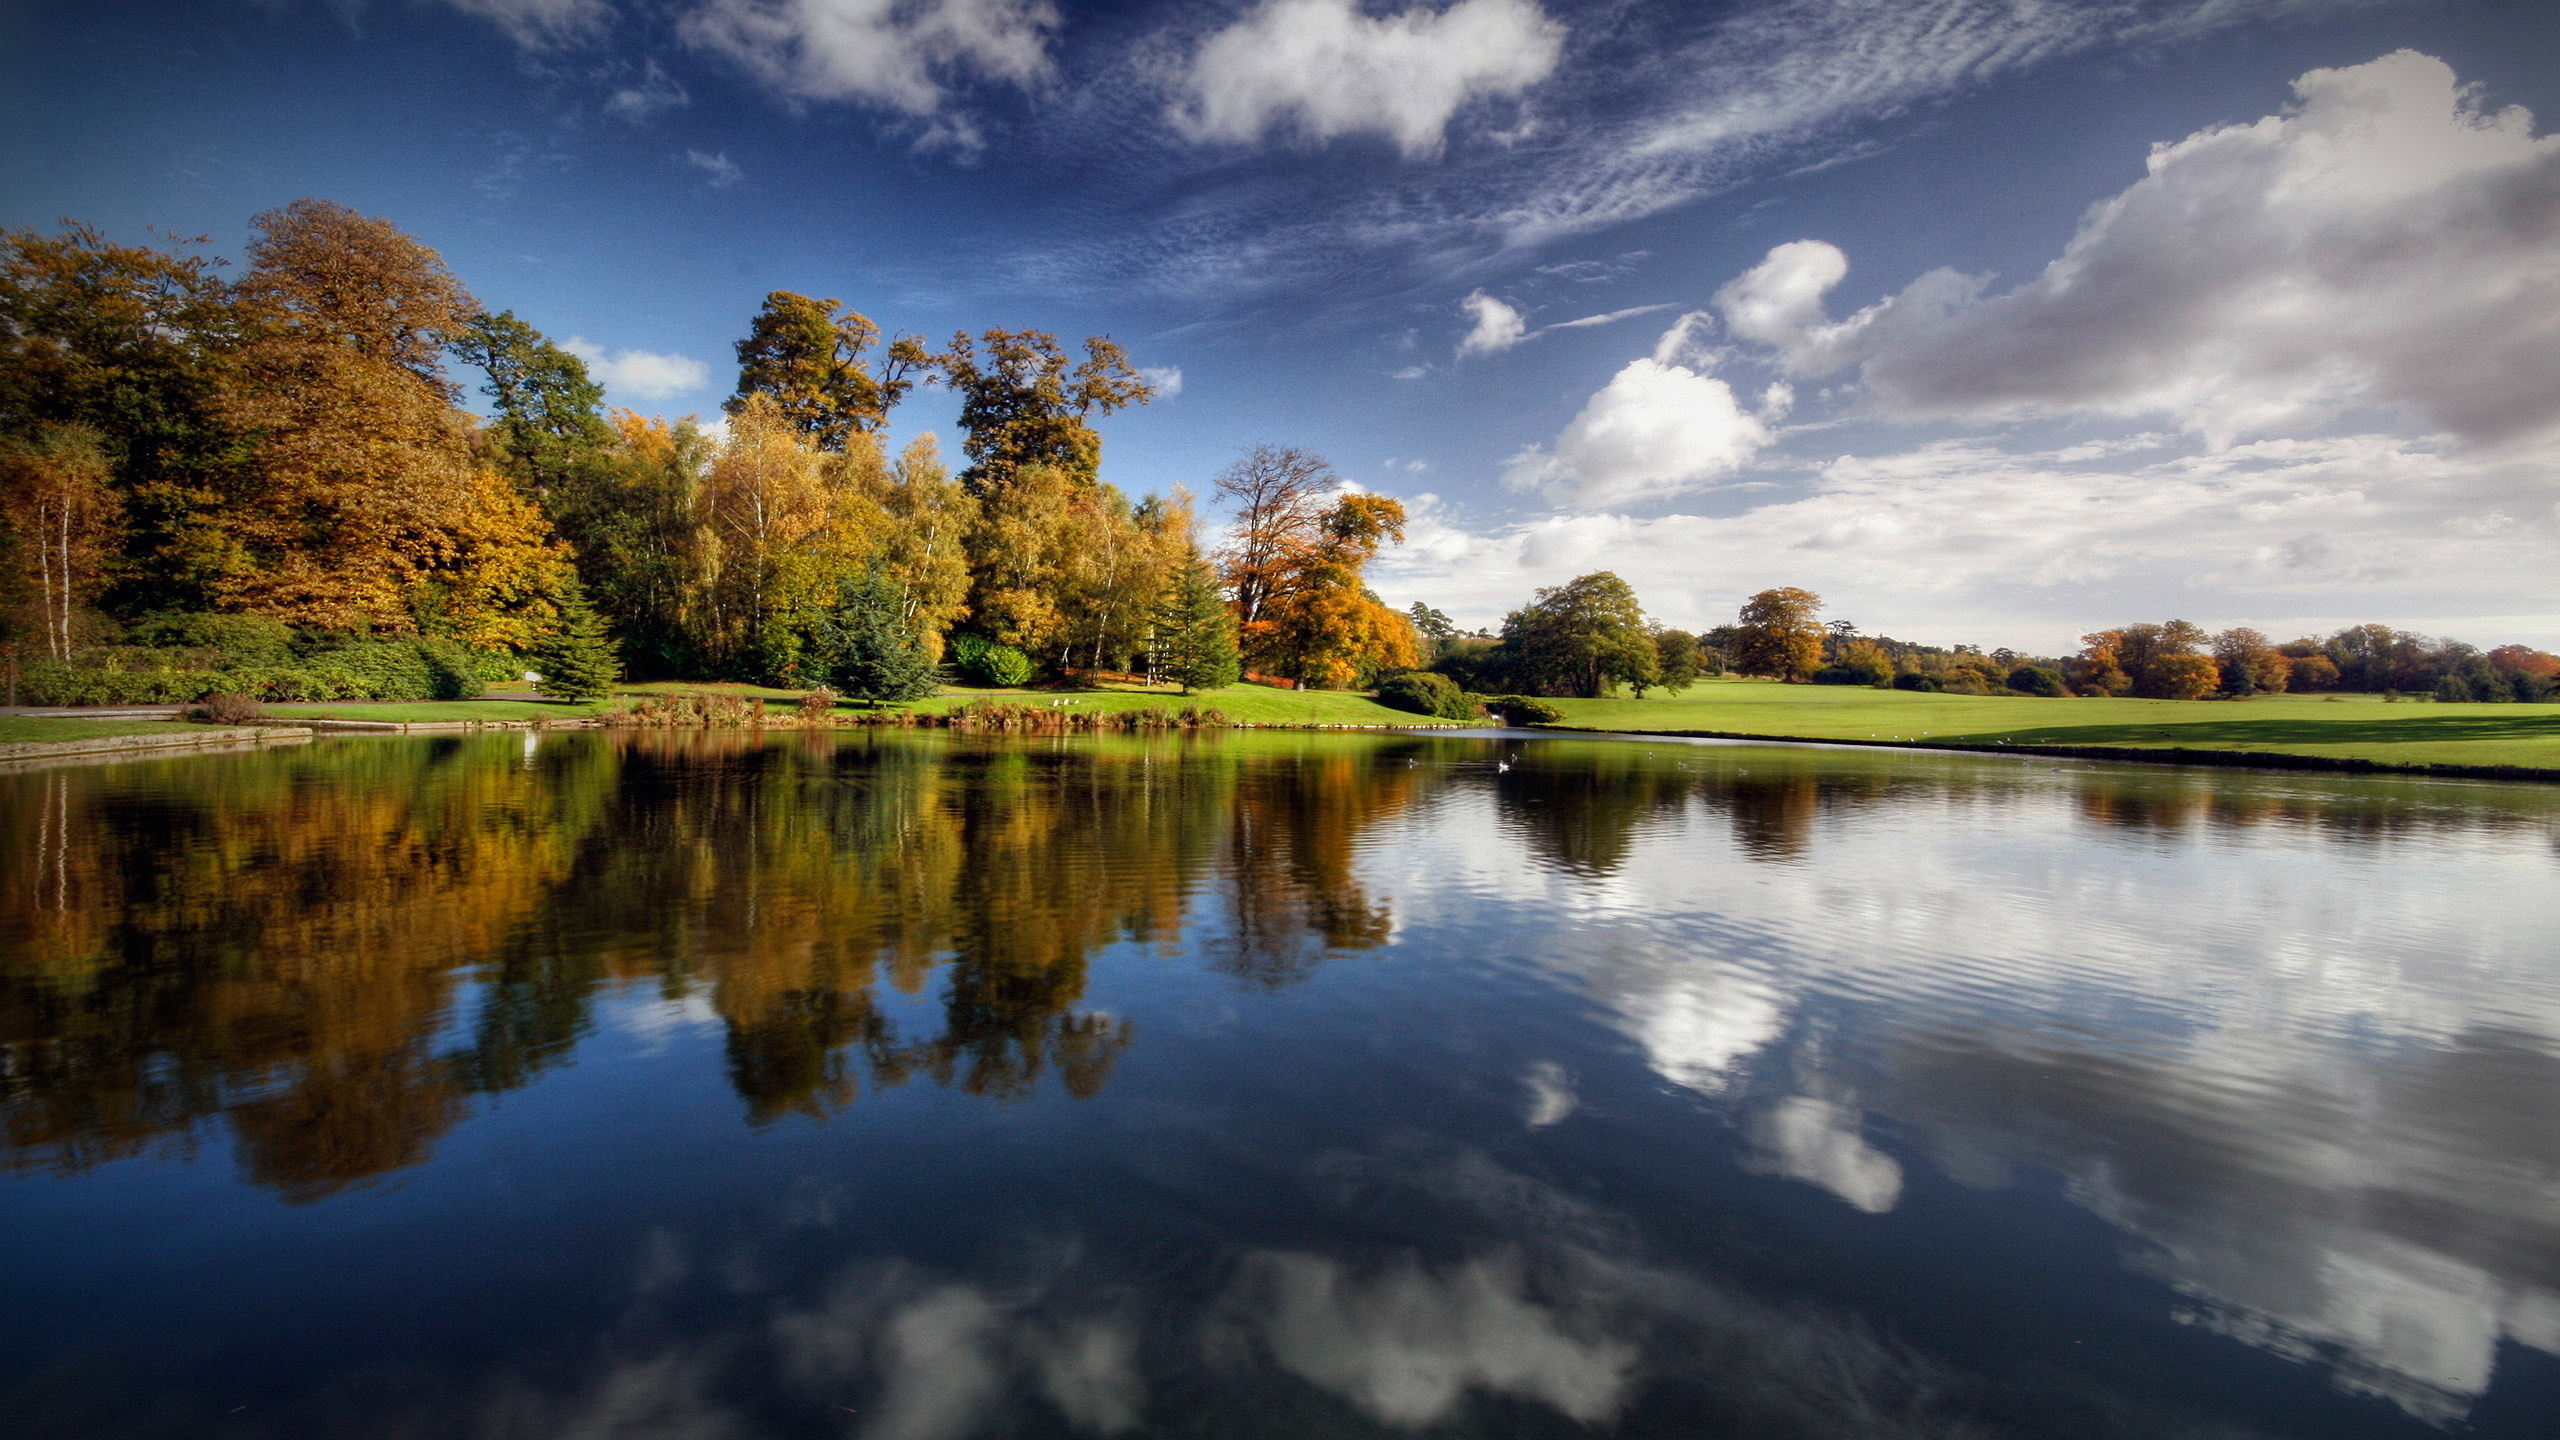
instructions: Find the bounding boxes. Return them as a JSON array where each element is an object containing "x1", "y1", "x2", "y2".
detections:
[
  {"x1": 1399, "y1": 579, "x2": 2560, "y2": 708},
  {"x1": 5, "y1": 201, "x2": 2554, "y2": 712}
]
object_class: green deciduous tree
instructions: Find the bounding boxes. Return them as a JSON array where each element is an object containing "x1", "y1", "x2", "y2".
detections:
[
  {"x1": 937, "y1": 329, "x2": 1152, "y2": 496},
  {"x1": 728, "y1": 292, "x2": 927, "y2": 451},
  {"x1": 1499, "y1": 572, "x2": 1657, "y2": 698},
  {"x1": 453, "y1": 310, "x2": 613, "y2": 501},
  {"x1": 1652, "y1": 628, "x2": 1703, "y2": 694}
]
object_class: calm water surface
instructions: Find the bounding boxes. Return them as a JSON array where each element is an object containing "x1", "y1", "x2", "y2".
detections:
[{"x1": 3, "y1": 729, "x2": 2556, "y2": 1438}]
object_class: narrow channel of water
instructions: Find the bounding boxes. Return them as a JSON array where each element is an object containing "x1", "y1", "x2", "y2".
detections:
[{"x1": 4, "y1": 729, "x2": 2554, "y2": 1437}]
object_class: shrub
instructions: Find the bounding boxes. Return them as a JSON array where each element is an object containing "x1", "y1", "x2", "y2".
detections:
[
  {"x1": 189, "y1": 692, "x2": 267, "y2": 725},
  {"x1": 1376, "y1": 671, "x2": 1483, "y2": 720},
  {"x1": 1814, "y1": 661, "x2": 1891, "y2": 686},
  {"x1": 949, "y1": 633, "x2": 1036, "y2": 688},
  {"x1": 798, "y1": 685, "x2": 840, "y2": 723},
  {"x1": 124, "y1": 612, "x2": 296, "y2": 666},
  {"x1": 1484, "y1": 694, "x2": 1565, "y2": 724},
  {"x1": 1891, "y1": 672, "x2": 1940, "y2": 692},
  {"x1": 2007, "y1": 665, "x2": 2067, "y2": 697}
]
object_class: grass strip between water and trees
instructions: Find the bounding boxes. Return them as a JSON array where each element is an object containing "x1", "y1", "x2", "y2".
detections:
[{"x1": 1537, "y1": 679, "x2": 2560, "y2": 775}]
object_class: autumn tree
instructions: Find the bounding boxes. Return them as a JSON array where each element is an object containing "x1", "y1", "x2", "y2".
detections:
[
  {"x1": 855, "y1": 434, "x2": 976, "y2": 657},
  {"x1": 696, "y1": 395, "x2": 884, "y2": 682},
  {"x1": 0, "y1": 220, "x2": 242, "y2": 614},
  {"x1": 1, "y1": 426, "x2": 119, "y2": 658},
  {"x1": 1499, "y1": 572, "x2": 1658, "y2": 698},
  {"x1": 937, "y1": 328, "x2": 1152, "y2": 495},
  {"x1": 728, "y1": 291, "x2": 927, "y2": 451},
  {"x1": 2210, "y1": 627, "x2": 2288, "y2": 697},
  {"x1": 1215, "y1": 444, "x2": 1335, "y2": 641},
  {"x1": 1731, "y1": 588, "x2": 1825, "y2": 681},
  {"x1": 216, "y1": 199, "x2": 573, "y2": 637}
]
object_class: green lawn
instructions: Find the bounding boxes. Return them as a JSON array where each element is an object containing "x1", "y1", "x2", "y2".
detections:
[
  {"x1": 1542, "y1": 678, "x2": 2560, "y2": 773},
  {"x1": 0, "y1": 717, "x2": 207, "y2": 744}
]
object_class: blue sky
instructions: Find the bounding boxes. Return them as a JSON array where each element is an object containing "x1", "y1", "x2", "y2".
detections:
[{"x1": 7, "y1": 0, "x2": 2558, "y2": 651}]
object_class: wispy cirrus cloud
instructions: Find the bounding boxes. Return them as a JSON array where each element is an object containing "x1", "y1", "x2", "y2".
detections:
[{"x1": 681, "y1": 0, "x2": 1058, "y2": 128}]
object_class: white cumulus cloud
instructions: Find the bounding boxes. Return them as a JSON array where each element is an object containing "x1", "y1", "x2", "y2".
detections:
[
  {"x1": 1503, "y1": 315, "x2": 1771, "y2": 508},
  {"x1": 1717, "y1": 51, "x2": 2560, "y2": 451},
  {"x1": 1455, "y1": 290, "x2": 1526, "y2": 358},
  {"x1": 1170, "y1": 0, "x2": 1566, "y2": 158},
  {"x1": 562, "y1": 337, "x2": 714, "y2": 401},
  {"x1": 682, "y1": 0, "x2": 1058, "y2": 118},
  {"x1": 1138, "y1": 365, "x2": 1183, "y2": 397}
]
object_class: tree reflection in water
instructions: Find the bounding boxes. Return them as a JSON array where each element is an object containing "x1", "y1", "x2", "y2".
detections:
[{"x1": 0, "y1": 731, "x2": 1425, "y2": 1197}]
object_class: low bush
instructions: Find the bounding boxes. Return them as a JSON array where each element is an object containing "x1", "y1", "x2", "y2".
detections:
[
  {"x1": 1814, "y1": 661, "x2": 1891, "y2": 686},
  {"x1": 1484, "y1": 694, "x2": 1565, "y2": 724},
  {"x1": 948, "y1": 633, "x2": 1036, "y2": 687},
  {"x1": 188, "y1": 692, "x2": 267, "y2": 725},
  {"x1": 1891, "y1": 672, "x2": 1941, "y2": 692},
  {"x1": 1376, "y1": 671, "x2": 1484, "y2": 720}
]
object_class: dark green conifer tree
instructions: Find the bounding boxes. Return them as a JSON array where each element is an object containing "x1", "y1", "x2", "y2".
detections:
[
  {"x1": 532, "y1": 581, "x2": 619, "y2": 703},
  {"x1": 1152, "y1": 557, "x2": 1241, "y2": 695},
  {"x1": 813, "y1": 571, "x2": 938, "y2": 704}
]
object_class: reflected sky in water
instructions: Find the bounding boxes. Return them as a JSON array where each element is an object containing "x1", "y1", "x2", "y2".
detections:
[{"x1": 3, "y1": 730, "x2": 2555, "y2": 1438}]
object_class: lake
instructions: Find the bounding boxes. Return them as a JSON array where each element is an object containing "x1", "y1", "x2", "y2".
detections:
[{"x1": 3, "y1": 729, "x2": 2555, "y2": 1438}]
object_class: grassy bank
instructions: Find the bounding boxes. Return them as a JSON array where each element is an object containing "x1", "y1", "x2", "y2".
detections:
[
  {"x1": 255, "y1": 680, "x2": 1449, "y2": 728},
  {"x1": 0, "y1": 717, "x2": 200, "y2": 744},
  {"x1": 1540, "y1": 679, "x2": 2560, "y2": 773}
]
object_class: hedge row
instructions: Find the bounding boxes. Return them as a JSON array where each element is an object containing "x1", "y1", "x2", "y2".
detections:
[{"x1": 20, "y1": 638, "x2": 490, "y2": 706}]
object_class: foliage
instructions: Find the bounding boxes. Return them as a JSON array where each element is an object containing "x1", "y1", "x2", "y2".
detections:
[
  {"x1": 950, "y1": 633, "x2": 1038, "y2": 688},
  {"x1": 2007, "y1": 665, "x2": 2068, "y2": 697},
  {"x1": 1484, "y1": 694, "x2": 1566, "y2": 724},
  {"x1": 1152, "y1": 553, "x2": 1242, "y2": 694},
  {"x1": 811, "y1": 571, "x2": 938, "y2": 704},
  {"x1": 2, "y1": 425, "x2": 119, "y2": 659},
  {"x1": 1498, "y1": 571, "x2": 1657, "y2": 698},
  {"x1": 936, "y1": 328, "x2": 1152, "y2": 495},
  {"x1": 1732, "y1": 588, "x2": 1825, "y2": 682},
  {"x1": 2076, "y1": 622, "x2": 2219, "y2": 700},
  {"x1": 1214, "y1": 447, "x2": 1417, "y2": 688},
  {"x1": 1406, "y1": 602, "x2": 1456, "y2": 639},
  {"x1": 1892, "y1": 672, "x2": 1939, "y2": 692},
  {"x1": 190, "y1": 691, "x2": 266, "y2": 725},
  {"x1": 452, "y1": 310, "x2": 612, "y2": 499},
  {"x1": 531, "y1": 583, "x2": 620, "y2": 703},
  {"x1": 1652, "y1": 629, "x2": 1704, "y2": 694},
  {"x1": 728, "y1": 291, "x2": 927, "y2": 450},
  {"x1": 1375, "y1": 671, "x2": 1482, "y2": 721}
]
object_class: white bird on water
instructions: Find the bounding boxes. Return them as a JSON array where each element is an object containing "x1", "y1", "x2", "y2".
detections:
[{"x1": 1495, "y1": 758, "x2": 1512, "y2": 773}]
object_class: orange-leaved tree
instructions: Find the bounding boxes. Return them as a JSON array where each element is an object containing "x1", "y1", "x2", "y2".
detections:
[{"x1": 1731, "y1": 587, "x2": 1825, "y2": 681}]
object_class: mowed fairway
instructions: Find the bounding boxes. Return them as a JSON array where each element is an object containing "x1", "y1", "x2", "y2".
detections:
[{"x1": 1544, "y1": 677, "x2": 2560, "y2": 773}]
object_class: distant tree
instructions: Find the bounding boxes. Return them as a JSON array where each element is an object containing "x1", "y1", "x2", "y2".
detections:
[
  {"x1": 2069, "y1": 631, "x2": 2133, "y2": 696},
  {"x1": 1376, "y1": 670, "x2": 1481, "y2": 720},
  {"x1": 531, "y1": 580, "x2": 619, "y2": 703},
  {"x1": 811, "y1": 571, "x2": 937, "y2": 703},
  {"x1": 453, "y1": 310, "x2": 613, "y2": 499},
  {"x1": 2111, "y1": 621, "x2": 2217, "y2": 699},
  {"x1": 1731, "y1": 587, "x2": 1825, "y2": 682},
  {"x1": 2210, "y1": 627, "x2": 2288, "y2": 696},
  {"x1": 1152, "y1": 553, "x2": 1242, "y2": 694},
  {"x1": 1406, "y1": 601, "x2": 1456, "y2": 640},
  {"x1": 728, "y1": 291, "x2": 926, "y2": 451},
  {"x1": 2007, "y1": 665, "x2": 2068, "y2": 696},
  {"x1": 1652, "y1": 628, "x2": 1703, "y2": 693},
  {"x1": 2287, "y1": 651, "x2": 2340, "y2": 692},
  {"x1": 1500, "y1": 572, "x2": 1657, "y2": 698},
  {"x1": 936, "y1": 328, "x2": 1152, "y2": 495}
]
